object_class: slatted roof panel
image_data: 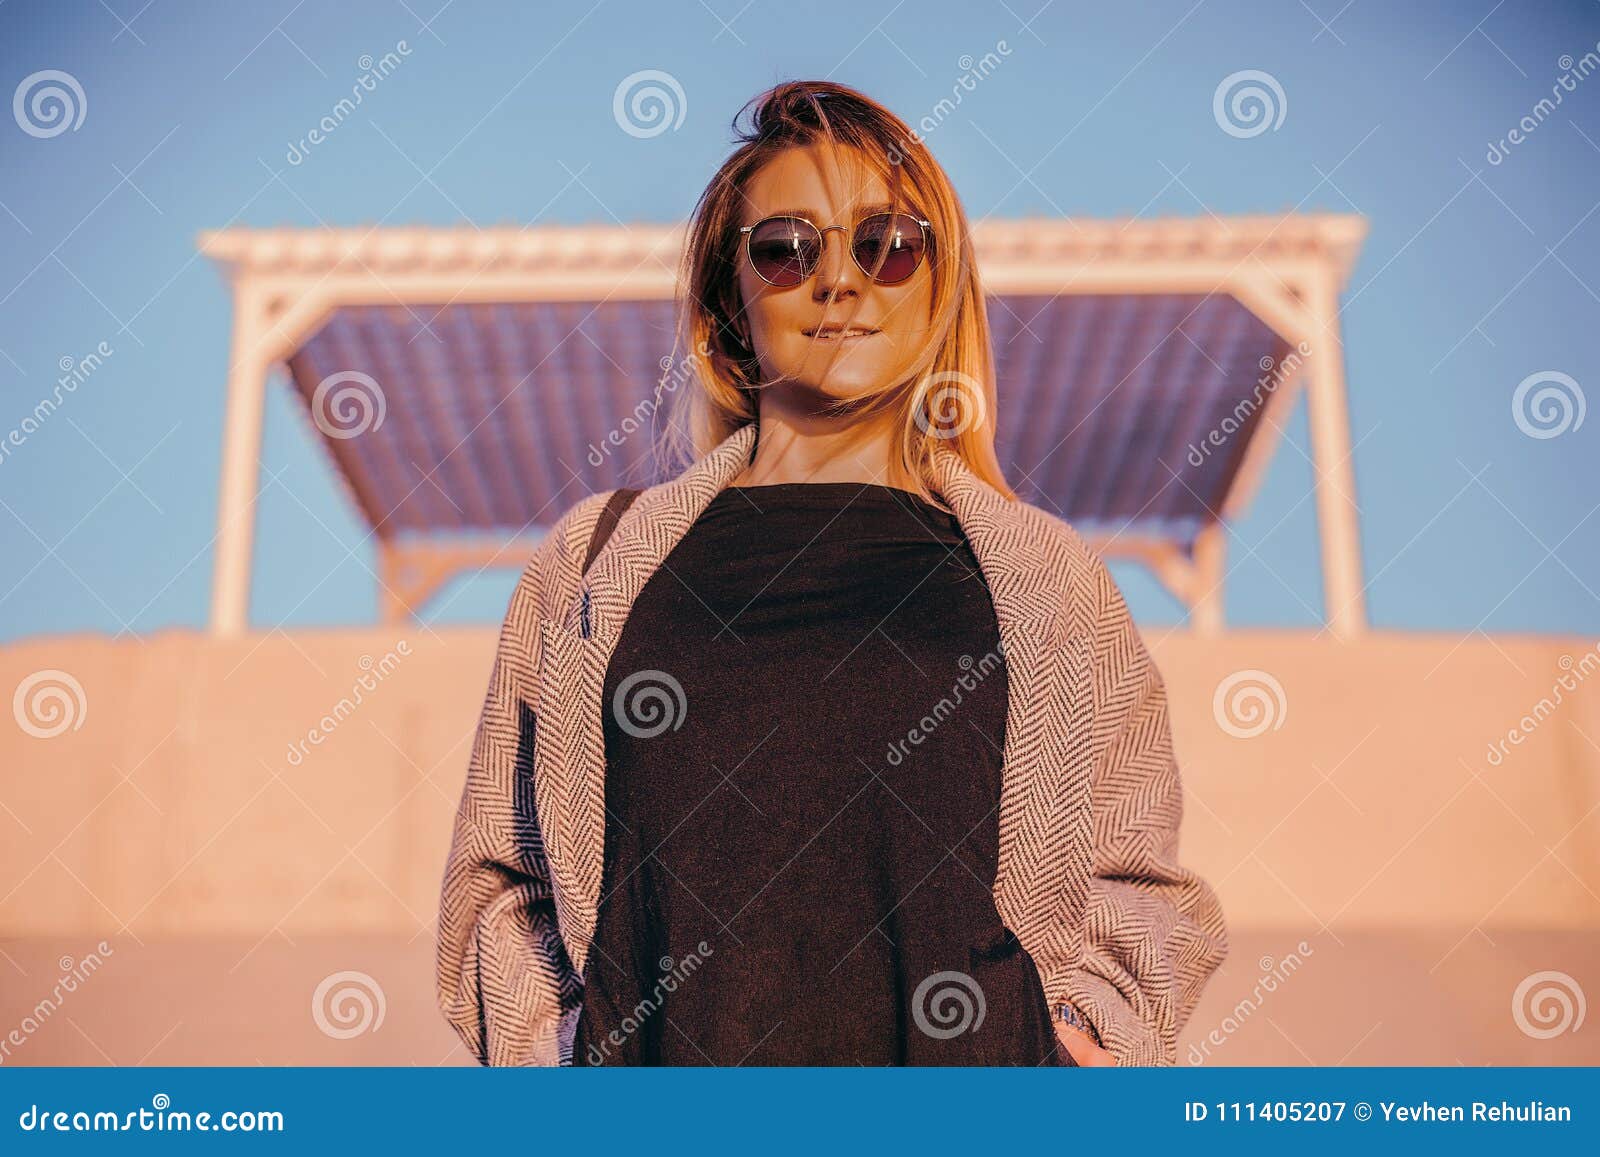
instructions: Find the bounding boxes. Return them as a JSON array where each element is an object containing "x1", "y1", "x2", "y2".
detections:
[
  {"x1": 988, "y1": 292, "x2": 1287, "y2": 546},
  {"x1": 282, "y1": 293, "x2": 1286, "y2": 550}
]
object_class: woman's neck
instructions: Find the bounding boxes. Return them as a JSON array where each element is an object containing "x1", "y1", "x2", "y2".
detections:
[{"x1": 731, "y1": 395, "x2": 919, "y2": 490}]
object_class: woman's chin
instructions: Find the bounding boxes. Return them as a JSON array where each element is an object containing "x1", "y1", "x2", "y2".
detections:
[
  {"x1": 756, "y1": 362, "x2": 904, "y2": 409},
  {"x1": 803, "y1": 377, "x2": 891, "y2": 407},
  {"x1": 795, "y1": 362, "x2": 903, "y2": 401}
]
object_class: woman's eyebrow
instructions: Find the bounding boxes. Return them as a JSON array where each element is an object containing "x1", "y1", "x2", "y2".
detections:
[{"x1": 752, "y1": 201, "x2": 907, "y2": 222}]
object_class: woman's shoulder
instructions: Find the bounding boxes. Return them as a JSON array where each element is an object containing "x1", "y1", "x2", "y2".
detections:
[
  {"x1": 504, "y1": 488, "x2": 634, "y2": 616},
  {"x1": 1003, "y1": 493, "x2": 1104, "y2": 575},
  {"x1": 1001, "y1": 494, "x2": 1126, "y2": 630},
  {"x1": 544, "y1": 488, "x2": 625, "y2": 564}
]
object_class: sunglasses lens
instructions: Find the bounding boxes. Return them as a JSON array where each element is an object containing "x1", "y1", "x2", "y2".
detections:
[
  {"x1": 853, "y1": 213, "x2": 926, "y2": 284},
  {"x1": 747, "y1": 217, "x2": 820, "y2": 287}
]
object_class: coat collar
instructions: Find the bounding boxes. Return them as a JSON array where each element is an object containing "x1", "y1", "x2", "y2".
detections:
[
  {"x1": 533, "y1": 420, "x2": 1092, "y2": 983},
  {"x1": 583, "y1": 421, "x2": 1071, "y2": 645}
]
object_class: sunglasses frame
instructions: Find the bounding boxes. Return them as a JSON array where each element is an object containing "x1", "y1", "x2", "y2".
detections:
[{"x1": 739, "y1": 212, "x2": 933, "y2": 288}]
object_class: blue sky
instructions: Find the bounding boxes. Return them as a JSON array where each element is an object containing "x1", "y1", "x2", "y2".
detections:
[{"x1": 1, "y1": 0, "x2": 1597, "y2": 641}]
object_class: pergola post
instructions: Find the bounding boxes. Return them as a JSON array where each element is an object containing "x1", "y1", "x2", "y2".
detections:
[
  {"x1": 1303, "y1": 268, "x2": 1367, "y2": 638},
  {"x1": 209, "y1": 285, "x2": 271, "y2": 637},
  {"x1": 1189, "y1": 522, "x2": 1227, "y2": 634}
]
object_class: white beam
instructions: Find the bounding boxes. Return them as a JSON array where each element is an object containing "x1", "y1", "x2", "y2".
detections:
[
  {"x1": 208, "y1": 288, "x2": 271, "y2": 637},
  {"x1": 1303, "y1": 269, "x2": 1367, "y2": 637}
]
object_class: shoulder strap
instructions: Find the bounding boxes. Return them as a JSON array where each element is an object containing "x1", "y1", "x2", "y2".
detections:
[{"x1": 581, "y1": 487, "x2": 642, "y2": 576}]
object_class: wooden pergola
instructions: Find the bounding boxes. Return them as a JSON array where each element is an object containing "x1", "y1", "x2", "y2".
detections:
[{"x1": 199, "y1": 213, "x2": 1368, "y2": 638}]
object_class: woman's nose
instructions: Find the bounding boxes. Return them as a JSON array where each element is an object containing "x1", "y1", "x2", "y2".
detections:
[{"x1": 812, "y1": 227, "x2": 863, "y2": 300}]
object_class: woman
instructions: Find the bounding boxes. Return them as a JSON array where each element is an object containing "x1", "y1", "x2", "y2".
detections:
[{"x1": 435, "y1": 81, "x2": 1228, "y2": 1067}]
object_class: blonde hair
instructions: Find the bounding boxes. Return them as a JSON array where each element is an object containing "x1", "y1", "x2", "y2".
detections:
[{"x1": 657, "y1": 80, "x2": 1016, "y2": 506}]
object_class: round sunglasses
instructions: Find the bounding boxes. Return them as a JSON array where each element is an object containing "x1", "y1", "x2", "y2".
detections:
[{"x1": 739, "y1": 212, "x2": 932, "y2": 287}]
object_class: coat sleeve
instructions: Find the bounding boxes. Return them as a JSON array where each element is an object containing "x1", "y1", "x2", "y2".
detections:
[
  {"x1": 434, "y1": 542, "x2": 582, "y2": 1066},
  {"x1": 1053, "y1": 551, "x2": 1230, "y2": 1066}
]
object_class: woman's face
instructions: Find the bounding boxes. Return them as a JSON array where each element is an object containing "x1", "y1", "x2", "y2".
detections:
[{"x1": 735, "y1": 142, "x2": 935, "y2": 403}]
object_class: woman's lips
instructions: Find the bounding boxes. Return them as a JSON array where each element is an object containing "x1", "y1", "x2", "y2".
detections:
[{"x1": 804, "y1": 327, "x2": 880, "y2": 342}]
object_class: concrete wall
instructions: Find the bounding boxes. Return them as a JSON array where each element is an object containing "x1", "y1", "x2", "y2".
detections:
[{"x1": 2, "y1": 627, "x2": 1596, "y2": 1064}]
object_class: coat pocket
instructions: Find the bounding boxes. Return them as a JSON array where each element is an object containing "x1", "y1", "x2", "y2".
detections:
[{"x1": 964, "y1": 924, "x2": 1069, "y2": 1066}]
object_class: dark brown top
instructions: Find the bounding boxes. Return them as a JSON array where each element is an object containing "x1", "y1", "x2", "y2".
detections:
[{"x1": 572, "y1": 482, "x2": 1065, "y2": 1066}]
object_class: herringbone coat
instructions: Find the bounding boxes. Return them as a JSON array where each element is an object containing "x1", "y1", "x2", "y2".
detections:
[{"x1": 435, "y1": 420, "x2": 1229, "y2": 1066}]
